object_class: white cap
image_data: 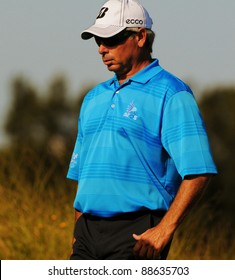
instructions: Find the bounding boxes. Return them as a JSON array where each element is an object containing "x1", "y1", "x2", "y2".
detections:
[{"x1": 81, "y1": 0, "x2": 153, "y2": 39}]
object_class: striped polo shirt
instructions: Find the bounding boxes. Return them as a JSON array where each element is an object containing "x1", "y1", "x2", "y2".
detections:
[{"x1": 67, "y1": 59, "x2": 217, "y2": 217}]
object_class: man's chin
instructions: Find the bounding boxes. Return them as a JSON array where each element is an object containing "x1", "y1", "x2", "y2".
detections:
[{"x1": 106, "y1": 64, "x2": 118, "y2": 72}]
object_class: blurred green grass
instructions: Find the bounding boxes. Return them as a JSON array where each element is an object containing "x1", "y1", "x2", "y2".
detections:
[
  {"x1": 0, "y1": 175, "x2": 234, "y2": 260},
  {"x1": 0, "y1": 181, "x2": 76, "y2": 260}
]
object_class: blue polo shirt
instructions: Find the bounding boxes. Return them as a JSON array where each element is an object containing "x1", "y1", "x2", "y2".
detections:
[{"x1": 67, "y1": 59, "x2": 217, "y2": 217}]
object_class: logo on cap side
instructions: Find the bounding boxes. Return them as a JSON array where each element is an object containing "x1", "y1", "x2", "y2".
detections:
[
  {"x1": 126, "y1": 19, "x2": 144, "y2": 25},
  {"x1": 96, "y1": 7, "x2": 109, "y2": 19}
]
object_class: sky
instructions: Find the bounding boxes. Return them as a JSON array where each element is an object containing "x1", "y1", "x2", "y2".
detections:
[{"x1": 0, "y1": 0, "x2": 235, "y2": 145}]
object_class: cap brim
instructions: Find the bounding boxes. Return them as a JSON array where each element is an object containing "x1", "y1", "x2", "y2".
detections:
[{"x1": 81, "y1": 25, "x2": 126, "y2": 40}]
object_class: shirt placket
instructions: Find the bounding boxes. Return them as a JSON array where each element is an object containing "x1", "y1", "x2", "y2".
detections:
[{"x1": 107, "y1": 87, "x2": 120, "y2": 119}]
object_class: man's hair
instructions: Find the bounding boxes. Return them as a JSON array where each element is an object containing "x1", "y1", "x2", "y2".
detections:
[{"x1": 126, "y1": 28, "x2": 155, "y2": 53}]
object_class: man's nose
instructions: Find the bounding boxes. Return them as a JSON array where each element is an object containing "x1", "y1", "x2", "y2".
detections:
[{"x1": 98, "y1": 43, "x2": 109, "y2": 54}]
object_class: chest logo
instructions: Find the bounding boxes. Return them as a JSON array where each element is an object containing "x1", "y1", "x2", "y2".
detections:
[{"x1": 123, "y1": 101, "x2": 138, "y2": 121}]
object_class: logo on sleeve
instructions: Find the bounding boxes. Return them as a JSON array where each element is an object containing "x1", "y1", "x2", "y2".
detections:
[{"x1": 70, "y1": 152, "x2": 78, "y2": 168}]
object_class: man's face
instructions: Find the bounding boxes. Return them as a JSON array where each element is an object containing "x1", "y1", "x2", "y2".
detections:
[{"x1": 94, "y1": 30, "x2": 141, "y2": 77}]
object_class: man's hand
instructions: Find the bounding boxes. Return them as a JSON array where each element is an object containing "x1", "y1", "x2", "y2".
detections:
[
  {"x1": 133, "y1": 174, "x2": 212, "y2": 259},
  {"x1": 132, "y1": 223, "x2": 173, "y2": 260}
]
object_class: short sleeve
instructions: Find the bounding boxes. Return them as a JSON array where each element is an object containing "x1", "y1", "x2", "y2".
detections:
[
  {"x1": 67, "y1": 118, "x2": 83, "y2": 181},
  {"x1": 161, "y1": 91, "x2": 217, "y2": 178}
]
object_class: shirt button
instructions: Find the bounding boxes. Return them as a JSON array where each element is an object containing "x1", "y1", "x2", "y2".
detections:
[
  {"x1": 116, "y1": 90, "x2": 119, "y2": 94},
  {"x1": 111, "y1": 104, "x2": 115, "y2": 109}
]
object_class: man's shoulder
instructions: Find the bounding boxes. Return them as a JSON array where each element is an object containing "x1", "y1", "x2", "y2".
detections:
[
  {"x1": 146, "y1": 66, "x2": 193, "y2": 102},
  {"x1": 141, "y1": 60, "x2": 192, "y2": 97},
  {"x1": 157, "y1": 68, "x2": 190, "y2": 91}
]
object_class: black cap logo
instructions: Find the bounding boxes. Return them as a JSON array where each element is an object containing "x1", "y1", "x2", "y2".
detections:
[{"x1": 96, "y1": 7, "x2": 109, "y2": 19}]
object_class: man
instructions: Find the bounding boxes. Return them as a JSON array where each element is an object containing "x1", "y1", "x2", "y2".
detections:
[{"x1": 67, "y1": 0, "x2": 217, "y2": 260}]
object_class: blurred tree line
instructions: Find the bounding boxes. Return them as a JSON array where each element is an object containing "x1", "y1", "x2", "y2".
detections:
[
  {"x1": 0, "y1": 76, "x2": 93, "y2": 189},
  {"x1": 199, "y1": 86, "x2": 235, "y2": 220},
  {"x1": 0, "y1": 76, "x2": 235, "y2": 227}
]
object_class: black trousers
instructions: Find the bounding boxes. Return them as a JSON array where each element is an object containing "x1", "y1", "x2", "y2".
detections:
[{"x1": 70, "y1": 210, "x2": 172, "y2": 260}]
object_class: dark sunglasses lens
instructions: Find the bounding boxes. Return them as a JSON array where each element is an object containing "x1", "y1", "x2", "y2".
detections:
[{"x1": 95, "y1": 31, "x2": 134, "y2": 47}]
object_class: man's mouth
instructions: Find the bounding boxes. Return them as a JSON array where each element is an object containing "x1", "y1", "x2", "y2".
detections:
[{"x1": 103, "y1": 59, "x2": 113, "y2": 65}]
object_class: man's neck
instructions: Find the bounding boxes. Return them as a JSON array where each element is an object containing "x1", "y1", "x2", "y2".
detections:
[{"x1": 118, "y1": 58, "x2": 153, "y2": 85}]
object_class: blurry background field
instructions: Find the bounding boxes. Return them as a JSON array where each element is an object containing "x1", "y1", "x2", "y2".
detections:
[{"x1": 0, "y1": 76, "x2": 235, "y2": 260}]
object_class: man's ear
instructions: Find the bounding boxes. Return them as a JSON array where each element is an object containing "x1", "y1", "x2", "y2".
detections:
[{"x1": 137, "y1": 28, "x2": 147, "y2": 48}]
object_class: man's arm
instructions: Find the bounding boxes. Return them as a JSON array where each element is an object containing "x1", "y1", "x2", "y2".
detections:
[
  {"x1": 133, "y1": 174, "x2": 212, "y2": 259},
  {"x1": 71, "y1": 186, "x2": 82, "y2": 248},
  {"x1": 75, "y1": 209, "x2": 82, "y2": 222},
  {"x1": 73, "y1": 185, "x2": 83, "y2": 223}
]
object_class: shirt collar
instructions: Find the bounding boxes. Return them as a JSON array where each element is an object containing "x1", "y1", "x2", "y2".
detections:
[{"x1": 109, "y1": 59, "x2": 162, "y2": 86}]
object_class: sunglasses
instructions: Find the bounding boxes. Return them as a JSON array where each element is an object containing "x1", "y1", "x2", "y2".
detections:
[{"x1": 94, "y1": 30, "x2": 137, "y2": 47}]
